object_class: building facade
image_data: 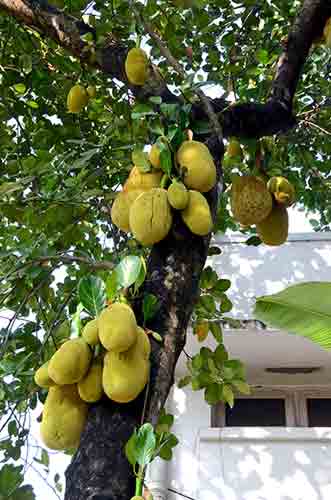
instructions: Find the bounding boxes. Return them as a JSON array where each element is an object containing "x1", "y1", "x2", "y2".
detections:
[{"x1": 148, "y1": 232, "x2": 331, "y2": 500}]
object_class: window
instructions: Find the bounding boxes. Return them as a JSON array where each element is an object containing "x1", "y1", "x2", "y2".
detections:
[{"x1": 211, "y1": 387, "x2": 331, "y2": 428}]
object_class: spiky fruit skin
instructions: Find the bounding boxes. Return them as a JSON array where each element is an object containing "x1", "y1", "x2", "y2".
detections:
[
  {"x1": 177, "y1": 141, "x2": 216, "y2": 193},
  {"x1": 48, "y1": 338, "x2": 92, "y2": 385},
  {"x1": 256, "y1": 204, "x2": 288, "y2": 246},
  {"x1": 111, "y1": 189, "x2": 144, "y2": 233},
  {"x1": 226, "y1": 138, "x2": 242, "y2": 158},
  {"x1": 130, "y1": 188, "x2": 173, "y2": 246},
  {"x1": 149, "y1": 144, "x2": 161, "y2": 169},
  {"x1": 267, "y1": 176, "x2": 295, "y2": 207},
  {"x1": 124, "y1": 166, "x2": 162, "y2": 192},
  {"x1": 231, "y1": 175, "x2": 272, "y2": 226},
  {"x1": 67, "y1": 85, "x2": 89, "y2": 113},
  {"x1": 125, "y1": 48, "x2": 149, "y2": 85},
  {"x1": 34, "y1": 361, "x2": 56, "y2": 389},
  {"x1": 82, "y1": 318, "x2": 99, "y2": 346},
  {"x1": 98, "y1": 302, "x2": 137, "y2": 353},
  {"x1": 78, "y1": 361, "x2": 103, "y2": 403},
  {"x1": 40, "y1": 385, "x2": 87, "y2": 450},
  {"x1": 102, "y1": 327, "x2": 150, "y2": 403},
  {"x1": 181, "y1": 190, "x2": 212, "y2": 235},
  {"x1": 324, "y1": 18, "x2": 331, "y2": 46},
  {"x1": 167, "y1": 181, "x2": 189, "y2": 210}
]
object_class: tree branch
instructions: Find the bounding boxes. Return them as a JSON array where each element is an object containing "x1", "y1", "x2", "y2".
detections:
[{"x1": 27, "y1": 254, "x2": 114, "y2": 271}]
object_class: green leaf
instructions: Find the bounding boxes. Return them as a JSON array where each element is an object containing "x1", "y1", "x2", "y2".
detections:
[
  {"x1": 106, "y1": 271, "x2": 118, "y2": 301},
  {"x1": 177, "y1": 375, "x2": 192, "y2": 389},
  {"x1": 10, "y1": 485, "x2": 35, "y2": 500},
  {"x1": 134, "y1": 257, "x2": 147, "y2": 293},
  {"x1": 135, "y1": 423, "x2": 157, "y2": 467},
  {"x1": 13, "y1": 83, "x2": 26, "y2": 94},
  {"x1": 0, "y1": 182, "x2": 23, "y2": 197},
  {"x1": 205, "y1": 383, "x2": 222, "y2": 405},
  {"x1": 0, "y1": 464, "x2": 23, "y2": 495},
  {"x1": 132, "y1": 149, "x2": 151, "y2": 173},
  {"x1": 159, "y1": 146, "x2": 172, "y2": 176},
  {"x1": 115, "y1": 256, "x2": 142, "y2": 289},
  {"x1": 246, "y1": 235, "x2": 262, "y2": 246},
  {"x1": 209, "y1": 322, "x2": 223, "y2": 342},
  {"x1": 232, "y1": 380, "x2": 250, "y2": 395},
  {"x1": 125, "y1": 431, "x2": 139, "y2": 467},
  {"x1": 200, "y1": 266, "x2": 218, "y2": 289},
  {"x1": 255, "y1": 282, "x2": 331, "y2": 349},
  {"x1": 143, "y1": 294, "x2": 160, "y2": 323},
  {"x1": 78, "y1": 276, "x2": 106, "y2": 316},
  {"x1": 222, "y1": 385, "x2": 234, "y2": 408}
]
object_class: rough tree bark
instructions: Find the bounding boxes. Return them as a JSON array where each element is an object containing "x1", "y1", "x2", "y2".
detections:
[{"x1": 1, "y1": 1, "x2": 330, "y2": 499}]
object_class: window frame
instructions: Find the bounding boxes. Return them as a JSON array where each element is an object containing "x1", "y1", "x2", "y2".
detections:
[{"x1": 210, "y1": 386, "x2": 331, "y2": 428}]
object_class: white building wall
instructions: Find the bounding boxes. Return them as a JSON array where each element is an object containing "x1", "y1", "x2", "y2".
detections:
[{"x1": 148, "y1": 233, "x2": 331, "y2": 500}]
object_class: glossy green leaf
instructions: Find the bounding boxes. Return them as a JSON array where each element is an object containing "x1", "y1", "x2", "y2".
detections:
[
  {"x1": 255, "y1": 282, "x2": 331, "y2": 349},
  {"x1": 78, "y1": 276, "x2": 106, "y2": 316}
]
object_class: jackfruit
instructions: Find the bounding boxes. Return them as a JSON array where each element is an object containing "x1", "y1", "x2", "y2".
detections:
[
  {"x1": 102, "y1": 327, "x2": 150, "y2": 403},
  {"x1": 125, "y1": 48, "x2": 149, "y2": 86},
  {"x1": 40, "y1": 384, "x2": 88, "y2": 450},
  {"x1": 226, "y1": 138, "x2": 242, "y2": 158},
  {"x1": 48, "y1": 338, "x2": 92, "y2": 385},
  {"x1": 34, "y1": 361, "x2": 56, "y2": 389},
  {"x1": 136, "y1": 326, "x2": 151, "y2": 360},
  {"x1": 167, "y1": 181, "x2": 189, "y2": 210},
  {"x1": 267, "y1": 176, "x2": 295, "y2": 207},
  {"x1": 177, "y1": 140, "x2": 216, "y2": 193},
  {"x1": 256, "y1": 204, "x2": 288, "y2": 246},
  {"x1": 231, "y1": 175, "x2": 272, "y2": 226},
  {"x1": 99, "y1": 302, "x2": 137, "y2": 352},
  {"x1": 149, "y1": 144, "x2": 161, "y2": 169},
  {"x1": 124, "y1": 166, "x2": 162, "y2": 192},
  {"x1": 67, "y1": 85, "x2": 89, "y2": 113},
  {"x1": 78, "y1": 361, "x2": 103, "y2": 403},
  {"x1": 86, "y1": 85, "x2": 96, "y2": 98},
  {"x1": 130, "y1": 188, "x2": 173, "y2": 246},
  {"x1": 324, "y1": 18, "x2": 331, "y2": 46},
  {"x1": 82, "y1": 318, "x2": 99, "y2": 346},
  {"x1": 181, "y1": 190, "x2": 213, "y2": 235},
  {"x1": 111, "y1": 189, "x2": 144, "y2": 233}
]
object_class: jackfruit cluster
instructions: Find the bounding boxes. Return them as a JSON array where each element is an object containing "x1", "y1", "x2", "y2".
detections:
[
  {"x1": 111, "y1": 140, "x2": 216, "y2": 244},
  {"x1": 35, "y1": 303, "x2": 150, "y2": 450},
  {"x1": 230, "y1": 175, "x2": 295, "y2": 246},
  {"x1": 67, "y1": 83, "x2": 96, "y2": 113}
]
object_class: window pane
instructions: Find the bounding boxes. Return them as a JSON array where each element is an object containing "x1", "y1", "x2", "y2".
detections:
[
  {"x1": 307, "y1": 398, "x2": 331, "y2": 427},
  {"x1": 225, "y1": 398, "x2": 286, "y2": 427}
]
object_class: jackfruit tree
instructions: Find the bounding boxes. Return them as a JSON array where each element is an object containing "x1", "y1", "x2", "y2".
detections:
[{"x1": 0, "y1": 0, "x2": 331, "y2": 499}]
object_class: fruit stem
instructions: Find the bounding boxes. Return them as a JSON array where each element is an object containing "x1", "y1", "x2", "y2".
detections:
[
  {"x1": 187, "y1": 129, "x2": 193, "y2": 141},
  {"x1": 160, "y1": 174, "x2": 169, "y2": 189},
  {"x1": 135, "y1": 470, "x2": 144, "y2": 496}
]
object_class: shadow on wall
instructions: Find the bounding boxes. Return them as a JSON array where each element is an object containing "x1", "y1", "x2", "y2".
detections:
[
  {"x1": 197, "y1": 427, "x2": 331, "y2": 500},
  {"x1": 209, "y1": 238, "x2": 331, "y2": 318}
]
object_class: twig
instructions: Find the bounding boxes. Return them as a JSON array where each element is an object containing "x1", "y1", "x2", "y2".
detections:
[
  {"x1": 303, "y1": 120, "x2": 331, "y2": 136},
  {"x1": 24, "y1": 254, "x2": 114, "y2": 271},
  {"x1": 138, "y1": 15, "x2": 223, "y2": 146},
  {"x1": 168, "y1": 488, "x2": 196, "y2": 500}
]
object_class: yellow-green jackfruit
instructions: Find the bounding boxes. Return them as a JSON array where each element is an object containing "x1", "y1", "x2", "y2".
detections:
[
  {"x1": 181, "y1": 190, "x2": 213, "y2": 235},
  {"x1": 102, "y1": 327, "x2": 150, "y2": 403},
  {"x1": 125, "y1": 48, "x2": 149, "y2": 86},
  {"x1": 67, "y1": 85, "x2": 89, "y2": 113},
  {"x1": 177, "y1": 140, "x2": 216, "y2": 193},
  {"x1": 130, "y1": 188, "x2": 173, "y2": 246},
  {"x1": 48, "y1": 338, "x2": 92, "y2": 385},
  {"x1": 167, "y1": 181, "x2": 189, "y2": 210},
  {"x1": 256, "y1": 204, "x2": 288, "y2": 246},
  {"x1": 98, "y1": 302, "x2": 137, "y2": 352},
  {"x1": 78, "y1": 361, "x2": 103, "y2": 403},
  {"x1": 82, "y1": 318, "x2": 99, "y2": 346},
  {"x1": 40, "y1": 384, "x2": 88, "y2": 450},
  {"x1": 231, "y1": 175, "x2": 272, "y2": 226},
  {"x1": 267, "y1": 176, "x2": 295, "y2": 207},
  {"x1": 149, "y1": 144, "x2": 162, "y2": 169},
  {"x1": 124, "y1": 166, "x2": 162, "y2": 193},
  {"x1": 226, "y1": 138, "x2": 242, "y2": 158},
  {"x1": 111, "y1": 189, "x2": 144, "y2": 233},
  {"x1": 34, "y1": 361, "x2": 56, "y2": 389}
]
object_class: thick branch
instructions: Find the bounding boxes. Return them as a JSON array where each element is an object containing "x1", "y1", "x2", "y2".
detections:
[{"x1": 0, "y1": 0, "x2": 176, "y2": 102}]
